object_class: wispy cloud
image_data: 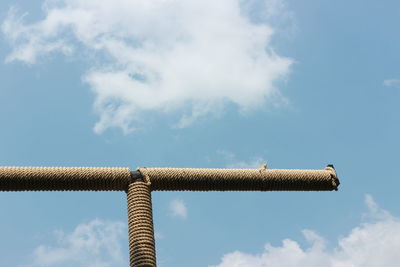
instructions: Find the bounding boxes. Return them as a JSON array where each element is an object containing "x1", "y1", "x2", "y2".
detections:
[
  {"x1": 383, "y1": 79, "x2": 400, "y2": 88},
  {"x1": 21, "y1": 195, "x2": 400, "y2": 266},
  {"x1": 226, "y1": 157, "x2": 265, "y2": 169},
  {"x1": 211, "y1": 194, "x2": 400, "y2": 267},
  {"x1": 23, "y1": 219, "x2": 127, "y2": 267},
  {"x1": 217, "y1": 150, "x2": 266, "y2": 169},
  {"x1": 2, "y1": 0, "x2": 293, "y2": 134},
  {"x1": 169, "y1": 198, "x2": 188, "y2": 219}
]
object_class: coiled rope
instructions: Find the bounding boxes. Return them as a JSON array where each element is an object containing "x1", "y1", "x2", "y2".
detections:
[
  {"x1": 140, "y1": 166, "x2": 339, "y2": 191},
  {"x1": 0, "y1": 165, "x2": 339, "y2": 267},
  {"x1": 127, "y1": 181, "x2": 156, "y2": 267},
  {"x1": 0, "y1": 167, "x2": 131, "y2": 191}
]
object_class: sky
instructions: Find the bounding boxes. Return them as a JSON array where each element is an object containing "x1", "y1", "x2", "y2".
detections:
[{"x1": 0, "y1": 0, "x2": 400, "y2": 266}]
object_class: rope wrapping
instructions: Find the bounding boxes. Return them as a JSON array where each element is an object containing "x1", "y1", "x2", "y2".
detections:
[
  {"x1": 0, "y1": 167, "x2": 131, "y2": 191},
  {"x1": 0, "y1": 165, "x2": 339, "y2": 267},
  {"x1": 140, "y1": 167, "x2": 338, "y2": 191},
  {"x1": 127, "y1": 181, "x2": 156, "y2": 267},
  {"x1": 0, "y1": 166, "x2": 339, "y2": 192}
]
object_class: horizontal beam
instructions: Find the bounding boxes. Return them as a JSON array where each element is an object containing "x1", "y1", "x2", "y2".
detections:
[
  {"x1": 141, "y1": 166, "x2": 339, "y2": 191},
  {"x1": 0, "y1": 167, "x2": 131, "y2": 191},
  {"x1": 0, "y1": 166, "x2": 339, "y2": 192}
]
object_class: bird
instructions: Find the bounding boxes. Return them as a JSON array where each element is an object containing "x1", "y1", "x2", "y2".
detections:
[{"x1": 259, "y1": 162, "x2": 267, "y2": 171}]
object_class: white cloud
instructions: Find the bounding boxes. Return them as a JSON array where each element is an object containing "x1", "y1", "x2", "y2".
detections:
[
  {"x1": 2, "y1": 0, "x2": 293, "y2": 134},
  {"x1": 211, "y1": 194, "x2": 400, "y2": 267},
  {"x1": 217, "y1": 150, "x2": 266, "y2": 169},
  {"x1": 227, "y1": 157, "x2": 266, "y2": 169},
  {"x1": 363, "y1": 194, "x2": 392, "y2": 221},
  {"x1": 20, "y1": 196, "x2": 400, "y2": 266},
  {"x1": 169, "y1": 198, "x2": 187, "y2": 219},
  {"x1": 241, "y1": 0, "x2": 296, "y2": 37},
  {"x1": 383, "y1": 79, "x2": 400, "y2": 88},
  {"x1": 24, "y1": 219, "x2": 127, "y2": 267}
]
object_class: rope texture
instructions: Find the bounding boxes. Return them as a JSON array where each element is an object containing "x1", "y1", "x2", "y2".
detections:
[
  {"x1": 0, "y1": 167, "x2": 131, "y2": 191},
  {"x1": 127, "y1": 181, "x2": 156, "y2": 267},
  {"x1": 0, "y1": 165, "x2": 338, "y2": 267},
  {"x1": 141, "y1": 167, "x2": 338, "y2": 191}
]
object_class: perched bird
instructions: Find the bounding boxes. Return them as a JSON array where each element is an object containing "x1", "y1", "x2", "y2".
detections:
[{"x1": 259, "y1": 162, "x2": 267, "y2": 171}]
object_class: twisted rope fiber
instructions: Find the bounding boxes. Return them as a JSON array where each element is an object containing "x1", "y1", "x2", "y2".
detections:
[
  {"x1": 141, "y1": 167, "x2": 339, "y2": 191},
  {"x1": 0, "y1": 165, "x2": 338, "y2": 267},
  {"x1": 127, "y1": 181, "x2": 156, "y2": 267},
  {"x1": 0, "y1": 167, "x2": 131, "y2": 191}
]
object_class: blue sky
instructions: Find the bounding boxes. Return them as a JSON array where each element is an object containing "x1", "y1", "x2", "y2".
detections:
[{"x1": 0, "y1": 0, "x2": 400, "y2": 266}]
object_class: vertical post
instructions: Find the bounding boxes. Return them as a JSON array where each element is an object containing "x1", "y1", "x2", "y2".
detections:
[{"x1": 127, "y1": 180, "x2": 156, "y2": 266}]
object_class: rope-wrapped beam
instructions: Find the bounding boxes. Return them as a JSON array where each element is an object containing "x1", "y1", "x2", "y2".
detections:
[
  {"x1": 127, "y1": 181, "x2": 157, "y2": 267},
  {"x1": 0, "y1": 165, "x2": 339, "y2": 267},
  {"x1": 141, "y1": 166, "x2": 339, "y2": 191},
  {"x1": 0, "y1": 167, "x2": 131, "y2": 191},
  {"x1": 0, "y1": 166, "x2": 339, "y2": 192}
]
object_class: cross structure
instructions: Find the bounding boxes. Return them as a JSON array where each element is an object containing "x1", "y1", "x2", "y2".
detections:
[{"x1": 0, "y1": 165, "x2": 339, "y2": 266}]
